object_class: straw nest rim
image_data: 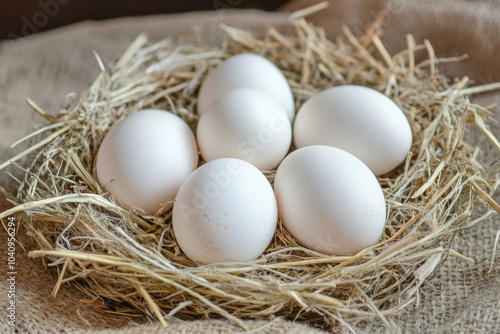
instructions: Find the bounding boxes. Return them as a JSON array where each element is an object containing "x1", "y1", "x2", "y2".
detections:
[{"x1": 1, "y1": 10, "x2": 500, "y2": 332}]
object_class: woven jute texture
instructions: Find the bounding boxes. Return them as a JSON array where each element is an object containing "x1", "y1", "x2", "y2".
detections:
[{"x1": 1, "y1": 1, "x2": 499, "y2": 333}]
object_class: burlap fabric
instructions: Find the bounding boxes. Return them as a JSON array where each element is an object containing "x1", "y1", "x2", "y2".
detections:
[{"x1": 0, "y1": 1, "x2": 499, "y2": 333}]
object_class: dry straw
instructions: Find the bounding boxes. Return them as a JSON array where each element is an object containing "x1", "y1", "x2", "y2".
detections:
[{"x1": 1, "y1": 10, "x2": 500, "y2": 332}]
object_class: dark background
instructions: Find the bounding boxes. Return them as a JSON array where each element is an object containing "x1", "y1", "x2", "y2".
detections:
[{"x1": 1, "y1": 0, "x2": 289, "y2": 41}]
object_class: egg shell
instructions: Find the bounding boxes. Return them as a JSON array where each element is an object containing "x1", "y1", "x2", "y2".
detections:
[
  {"x1": 274, "y1": 145, "x2": 386, "y2": 255},
  {"x1": 197, "y1": 88, "x2": 292, "y2": 170},
  {"x1": 172, "y1": 158, "x2": 278, "y2": 264},
  {"x1": 293, "y1": 85, "x2": 413, "y2": 175},
  {"x1": 197, "y1": 53, "x2": 295, "y2": 122},
  {"x1": 96, "y1": 109, "x2": 198, "y2": 214}
]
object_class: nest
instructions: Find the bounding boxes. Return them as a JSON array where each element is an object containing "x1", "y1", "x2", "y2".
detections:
[{"x1": 1, "y1": 13, "x2": 500, "y2": 332}]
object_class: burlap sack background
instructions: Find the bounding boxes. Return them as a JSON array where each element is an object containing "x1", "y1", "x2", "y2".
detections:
[{"x1": 0, "y1": 1, "x2": 498, "y2": 333}]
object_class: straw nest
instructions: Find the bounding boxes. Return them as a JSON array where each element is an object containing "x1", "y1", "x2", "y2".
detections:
[{"x1": 1, "y1": 12, "x2": 500, "y2": 332}]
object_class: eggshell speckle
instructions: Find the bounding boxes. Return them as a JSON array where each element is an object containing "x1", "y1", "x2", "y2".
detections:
[
  {"x1": 293, "y1": 85, "x2": 412, "y2": 175},
  {"x1": 96, "y1": 109, "x2": 198, "y2": 214},
  {"x1": 274, "y1": 145, "x2": 386, "y2": 255},
  {"x1": 172, "y1": 158, "x2": 277, "y2": 264},
  {"x1": 197, "y1": 53, "x2": 295, "y2": 122},
  {"x1": 197, "y1": 88, "x2": 292, "y2": 170}
]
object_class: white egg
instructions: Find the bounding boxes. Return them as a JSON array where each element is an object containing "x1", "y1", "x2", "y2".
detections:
[
  {"x1": 96, "y1": 109, "x2": 199, "y2": 214},
  {"x1": 274, "y1": 145, "x2": 386, "y2": 255},
  {"x1": 293, "y1": 85, "x2": 413, "y2": 175},
  {"x1": 197, "y1": 53, "x2": 295, "y2": 122},
  {"x1": 197, "y1": 88, "x2": 292, "y2": 170},
  {"x1": 172, "y1": 158, "x2": 277, "y2": 264}
]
